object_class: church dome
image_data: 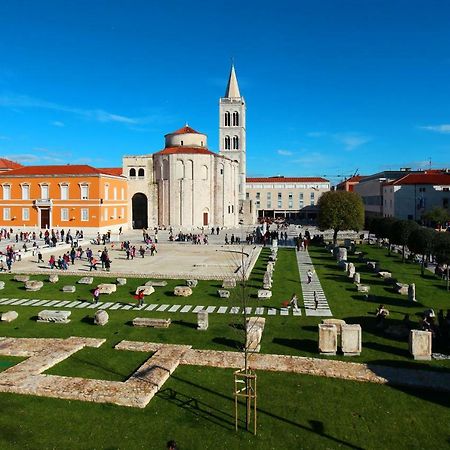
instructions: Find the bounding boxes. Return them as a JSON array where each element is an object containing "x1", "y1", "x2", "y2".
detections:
[{"x1": 164, "y1": 125, "x2": 208, "y2": 148}]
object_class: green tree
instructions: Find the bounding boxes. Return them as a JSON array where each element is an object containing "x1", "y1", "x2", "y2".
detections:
[
  {"x1": 422, "y1": 207, "x2": 450, "y2": 229},
  {"x1": 390, "y1": 219, "x2": 419, "y2": 262},
  {"x1": 372, "y1": 217, "x2": 398, "y2": 254},
  {"x1": 317, "y1": 191, "x2": 365, "y2": 244},
  {"x1": 408, "y1": 227, "x2": 436, "y2": 275},
  {"x1": 433, "y1": 232, "x2": 450, "y2": 291}
]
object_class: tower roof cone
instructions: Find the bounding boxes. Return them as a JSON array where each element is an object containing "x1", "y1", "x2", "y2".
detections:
[{"x1": 224, "y1": 64, "x2": 241, "y2": 98}]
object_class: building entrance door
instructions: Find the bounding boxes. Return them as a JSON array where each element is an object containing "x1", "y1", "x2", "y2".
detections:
[
  {"x1": 203, "y1": 212, "x2": 209, "y2": 226},
  {"x1": 132, "y1": 193, "x2": 148, "y2": 229},
  {"x1": 40, "y1": 209, "x2": 50, "y2": 229}
]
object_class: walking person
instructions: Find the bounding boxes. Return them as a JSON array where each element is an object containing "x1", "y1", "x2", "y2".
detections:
[
  {"x1": 307, "y1": 269, "x2": 313, "y2": 284},
  {"x1": 314, "y1": 291, "x2": 319, "y2": 310},
  {"x1": 93, "y1": 287, "x2": 100, "y2": 304},
  {"x1": 136, "y1": 289, "x2": 145, "y2": 307},
  {"x1": 289, "y1": 293, "x2": 300, "y2": 312}
]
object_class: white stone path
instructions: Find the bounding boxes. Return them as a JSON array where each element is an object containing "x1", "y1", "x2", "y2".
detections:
[
  {"x1": 295, "y1": 250, "x2": 333, "y2": 317},
  {"x1": 0, "y1": 297, "x2": 300, "y2": 316}
]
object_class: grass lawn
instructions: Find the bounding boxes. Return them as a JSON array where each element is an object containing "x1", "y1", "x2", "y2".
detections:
[{"x1": 0, "y1": 245, "x2": 449, "y2": 449}]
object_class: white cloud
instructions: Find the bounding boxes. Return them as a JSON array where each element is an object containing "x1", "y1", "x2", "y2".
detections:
[
  {"x1": 51, "y1": 121, "x2": 65, "y2": 127},
  {"x1": 333, "y1": 133, "x2": 371, "y2": 151},
  {"x1": 306, "y1": 131, "x2": 326, "y2": 138},
  {"x1": 0, "y1": 93, "x2": 153, "y2": 126},
  {"x1": 292, "y1": 152, "x2": 327, "y2": 165},
  {"x1": 277, "y1": 149, "x2": 293, "y2": 156},
  {"x1": 420, "y1": 124, "x2": 450, "y2": 134},
  {"x1": 0, "y1": 135, "x2": 10, "y2": 140}
]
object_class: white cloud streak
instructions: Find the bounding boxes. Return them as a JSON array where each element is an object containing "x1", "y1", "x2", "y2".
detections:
[
  {"x1": 277, "y1": 149, "x2": 293, "y2": 156},
  {"x1": 420, "y1": 124, "x2": 450, "y2": 134},
  {"x1": 51, "y1": 121, "x2": 65, "y2": 127},
  {"x1": 333, "y1": 133, "x2": 371, "y2": 151}
]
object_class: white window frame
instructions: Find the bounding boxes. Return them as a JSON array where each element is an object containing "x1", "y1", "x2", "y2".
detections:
[
  {"x1": 80, "y1": 184, "x2": 89, "y2": 200},
  {"x1": 3, "y1": 208, "x2": 10, "y2": 220},
  {"x1": 22, "y1": 208, "x2": 30, "y2": 221},
  {"x1": 113, "y1": 187, "x2": 117, "y2": 200},
  {"x1": 21, "y1": 184, "x2": 30, "y2": 200},
  {"x1": 60, "y1": 184, "x2": 69, "y2": 200},
  {"x1": 81, "y1": 208, "x2": 89, "y2": 221},
  {"x1": 61, "y1": 208, "x2": 69, "y2": 222},
  {"x1": 104, "y1": 184, "x2": 109, "y2": 201},
  {"x1": 3, "y1": 184, "x2": 11, "y2": 200},
  {"x1": 121, "y1": 188, "x2": 125, "y2": 200},
  {"x1": 40, "y1": 184, "x2": 49, "y2": 200},
  {"x1": 104, "y1": 208, "x2": 108, "y2": 221}
]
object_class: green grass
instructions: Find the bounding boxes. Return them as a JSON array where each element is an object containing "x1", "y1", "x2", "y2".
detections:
[{"x1": 0, "y1": 245, "x2": 449, "y2": 449}]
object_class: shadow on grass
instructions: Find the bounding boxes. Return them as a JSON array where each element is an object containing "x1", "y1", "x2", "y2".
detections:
[
  {"x1": 172, "y1": 320, "x2": 196, "y2": 329},
  {"x1": 272, "y1": 337, "x2": 317, "y2": 353},
  {"x1": 159, "y1": 374, "x2": 365, "y2": 449},
  {"x1": 81, "y1": 315, "x2": 93, "y2": 325},
  {"x1": 212, "y1": 337, "x2": 242, "y2": 350}
]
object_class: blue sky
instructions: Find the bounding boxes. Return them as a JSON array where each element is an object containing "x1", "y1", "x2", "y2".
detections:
[{"x1": 1, "y1": 0, "x2": 450, "y2": 184}]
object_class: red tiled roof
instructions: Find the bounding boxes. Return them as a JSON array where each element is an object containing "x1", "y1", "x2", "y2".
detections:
[
  {"x1": 0, "y1": 158, "x2": 23, "y2": 170},
  {"x1": 166, "y1": 126, "x2": 202, "y2": 136},
  {"x1": 155, "y1": 146, "x2": 215, "y2": 156},
  {"x1": 385, "y1": 172, "x2": 450, "y2": 186},
  {"x1": 246, "y1": 176, "x2": 329, "y2": 183},
  {"x1": 98, "y1": 167, "x2": 123, "y2": 176},
  {"x1": 3, "y1": 165, "x2": 122, "y2": 177},
  {"x1": 344, "y1": 175, "x2": 364, "y2": 183}
]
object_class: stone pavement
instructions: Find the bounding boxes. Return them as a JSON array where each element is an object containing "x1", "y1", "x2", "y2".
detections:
[
  {"x1": 296, "y1": 249, "x2": 332, "y2": 316},
  {"x1": 0, "y1": 337, "x2": 447, "y2": 410},
  {"x1": 0, "y1": 297, "x2": 299, "y2": 316}
]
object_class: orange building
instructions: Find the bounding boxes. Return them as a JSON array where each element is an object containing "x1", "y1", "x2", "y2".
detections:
[{"x1": 0, "y1": 165, "x2": 127, "y2": 231}]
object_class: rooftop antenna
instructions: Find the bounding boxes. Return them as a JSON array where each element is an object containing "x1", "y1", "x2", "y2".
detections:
[{"x1": 429, "y1": 157, "x2": 432, "y2": 170}]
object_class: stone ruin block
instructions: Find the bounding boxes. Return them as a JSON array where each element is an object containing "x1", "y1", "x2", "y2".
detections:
[
  {"x1": 366, "y1": 261, "x2": 377, "y2": 271},
  {"x1": 62, "y1": 285, "x2": 76, "y2": 293},
  {"x1": 338, "y1": 260, "x2": 349, "y2": 271},
  {"x1": 14, "y1": 275, "x2": 30, "y2": 282},
  {"x1": 217, "y1": 289, "x2": 230, "y2": 298},
  {"x1": 263, "y1": 271, "x2": 272, "y2": 289},
  {"x1": 353, "y1": 273, "x2": 361, "y2": 284},
  {"x1": 25, "y1": 280, "x2": 44, "y2": 292},
  {"x1": 0, "y1": 281, "x2": 5, "y2": 290},
  {"x1": 322, "y1": 318, "x2": 346, "y2": 336},
  {"x1": 409, "y1": 330, "x2": 432, "y2": 360},
  {"x1": 78, "y1": 276, "x2": 93, "y2": 285},
  {"x1": 246, "y1": 317, "x2": 266, "y2": 352},
  {"x1": 408, "y1": 283, "x2": 416, "y2": 302},
  {"x1": 97, "y1": 283, "x2": 117, "y2": 295},
  {"x1": 135, "y1": 285, "x2": 155, "y2": 296},
  {"x1": 37, "y1": 309, "x2": 71, "y2": 324},
  {"x1": 341, "y1": 324, "x2": 362, "y2": 356},
  {"x1": 222, "y1": 278, "x2": 236, "y2": 289},
  {"x1": 116, "y1": 278, "x2": 127, "y2": 286},
  {"x1": 337, "y1": 247, "x2": 347, "y2": 262},
  {"x1": 318, "y1": 324, "x2": 337, "y2": 355},
  {"x1": 271, "y1": 239, "x2": 278, "y2": 249},
  {"x1": 174, "y1": 286, "x2": 193, "y2": 297},
  {"x1": 132, "y1": 317, "x2": 171, "y2": 328},
  {"x1": 257, "y1": 289, "x2": 272, "y2": 299},
  {"x1": 145, "y1": 280, "x2": 167, "y2": 287},
  {"x1": 197, "y1": 310, "x2": 209, "y2": 331},
  {"x1": 356, "y1": 284, "x2": 370, "y2": 293},
  {"x1": 267, "y1": 261, "x2": 275, "y2": 273},
  {"x1": 347, "y1": 263, "x2": 355, "y2": 278},
  {"x1": 186, "y1": 279, "x2": 198, "y2": 288},
  {"x1": 94, "y1": 310, "x2": 109, "y2": 326},
  {"x1": 0, "y1": 310, "x2": 18, "y2": 322},
  {"x1": 378, "y1": 271, "x2": 392, "y2": 280},
  {"x1": 48, "y1": 274, "x2": 59, "y2": 284},
  {"x1": 394, "y1": 282, "x2": 409, "y2": 296}
]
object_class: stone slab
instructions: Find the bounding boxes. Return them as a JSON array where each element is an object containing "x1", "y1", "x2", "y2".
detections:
[
  {"x1": 156, "y1": 304, "x2": 169, "y2": 312},
  {"x1": 78, "y1": 277, "x2": 93, "y2": 285},
  {"x1": 174, "y1": 286, "x2": 193, "y2": 297},
  {"x1": 110, "y1": 303, "x2": 124, "y2": 310},
  {"x1": 62, "y1": 286, "x2": 76, "y2": 293},
  {"x1": 257, "y1": 289, "x2": 272, "y2": 299},
  {"x1": 267, "y1": 308, "x2": 276, "y2": 315},
  {"x1": 66, "y1": 301, "x2": 81, "y2": 308},
  {"x1": 180, "y1": 305, "x2": 192, "y2": 313},
  {"x1": 205, "y1": 306, "x2": 216, "y2": 313},
  {"x1": 318, "y1": 323, "x2": 337, "y2": 355},
  {"x1": 0, "y1": 311, "x2": 18, "y2": 322},
  {"x1": 217, "y1": 289, "x2": 230, "y2": 298},
  {"x1": 133, "y1": 317, "x2": 171, "y2": 328},
  {"x1": 97, "y1": 283, "x2": 117, "y2": 295},
  {"x1": 168, "y1": 304, "x2": 181, "y2": 312},
  {"x1": 99, "y1": 302, "x2": 114, "y2": 310},
  {"x1": 135, "y1": 286, "x2": 155, "y2": 296},
  {"x1": 230, "y1": 307, "x2": 240, "y2": 314},
  {"x1": 192, "y1": 305, "x2": 204, "y2": 313},
  {"x1": 217, "y1": 306, "x2": 227, "y2": 314},
  {"x1": 145, "y1": 280, "x2": 167, "y2": 287},
  {"x1": 75, "y1": 302, "x2": 91, "y2": 309},
  {"x1": 341, "y1": 324, "x2": 362, "y2": 356},
  {"x1": 37, "y1": 309, "x2": 71, "y2": 324},
  {"x1": 94, "y1": 310, "x2": 109, "y2": 326}
]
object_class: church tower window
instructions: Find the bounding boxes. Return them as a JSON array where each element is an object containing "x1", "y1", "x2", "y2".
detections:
[
  {"x1": 224, "y1": 111, "x2": 231, "y2": 127},
  {"x1": 129, "y1": 168, "x2": 136, "y2": 178},
  {"x1": 233, "y1": 136, "x2": 239, "y2": 150},
  {"x1": 233, "y1": 111, "x2": 239, "y2": 126},
  {"x1": 224, "y1": 136, "x2": 231, "y2": 150}
]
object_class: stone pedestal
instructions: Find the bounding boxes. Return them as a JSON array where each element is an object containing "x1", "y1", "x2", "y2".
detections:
[
  {"x1": 94, "y1": 310, "x2": 109, "y2": 326},
  {"x1": 322, "y1": 318, "x2": 346, "y2": 336},
  {"x1": 246, "y1": 317, "x2": 266, "y2": 352},
  {"x1": 337, "y1": 247, "x2": 347, "y2": 262},
  {"x1": 135, "y1": 286, "x2": 155, "y2": 296},
  {"x1": 25, "y1": 280, "x2": 43, "y2": 291},
  {"x1": 116, "y1": 278, "x2": 127, "y2": 286},
  {"x1": 145, "y1": 280, "x2": 167, "y2": 287},
  {"x1": 222, "y1": 278, "x2": 236, "y2": 289},
  {"x1": 347, "y1": 263, "x2": 355, "y2": 278},
  {"x1": 197, "y1": 310, "x2": 209, "y2": 330},
  {"x1": 132, "y1": 317, "x2": 171, "y2": 328},
  {"x1": 318, "y1": 324, "x2": 337, "y2": 355},
  {"x1": 341, "y1": 324, "x2": 362, "y2": 356},
  {"x1": 174, "y1": 286, "x2": 192, "y2": 297},
  {"x1": 356, "y1": 284, "x2": 370, "y2": 293},
  {"x1": 78, "y1": 277, "x2": 93, "y2": 285},
  {"x1": 14, "y1": 275, "x2": 29, "y2": 282},
  {"x1": 353, "y1": 273, "x2": 361, "y2": 284},
  {"x1": 37, "y1": 310, "x2": 71, "y2": 324},
  {"x1": 0, "y1": 311, "x2": 18, "y2": 322},
  {"x1": 395, "y1": 283, "x2": 409, "y2": 295},
  {"x1": 272, "y1": 239, "x2": 278, "y2": 249},
  {"x1": 62, "y1": 285, "x2": 76, "y2": 293},
  {"x1": 48, "y1": 274, "x2": 59, "y2": 283},
  {"x1": 409, "y1": 330, "x2": 432, "y2": 360},
  {"x1": 217, "y1": 289, "x2": 230, "y2": 298},
  {"x1": 408, "y1": 283, "x2": 416, "y2": 302},
  {"x1": 257, "y1": 289, "x2": 272, "y2": 299},
  {"x1": 186, "y1": 279, "x2": 198, "y2": 288},
  {"x1": 97, "y1": 283, "x2": 117, "y2": 294}
]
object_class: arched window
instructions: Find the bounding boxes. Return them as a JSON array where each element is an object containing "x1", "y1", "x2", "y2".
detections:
[
  {"x1": 233, "y1": 111, "x2": 239, "y2": 126},
  {"x1": 224, "y1": 111, "x2": 231, "y2": 126},
  {"x1": 224, "y1": 136, "x2": 231, "y2": 150},
  {"x1": 233, "y1": 136, "x2": 239, "y2": 150},
  {"x1": 138, "y1": 168, "x2": 145, "y2": 178},
  {"x1": 176, "y1": 160, "x2": 185, "y2": 179},
  {"x1": 129, "y1": 168, "x2": 136, "y2": 178},
  {"x1": 200, "y1": 165, "x2": 208, "y2": 180}
]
